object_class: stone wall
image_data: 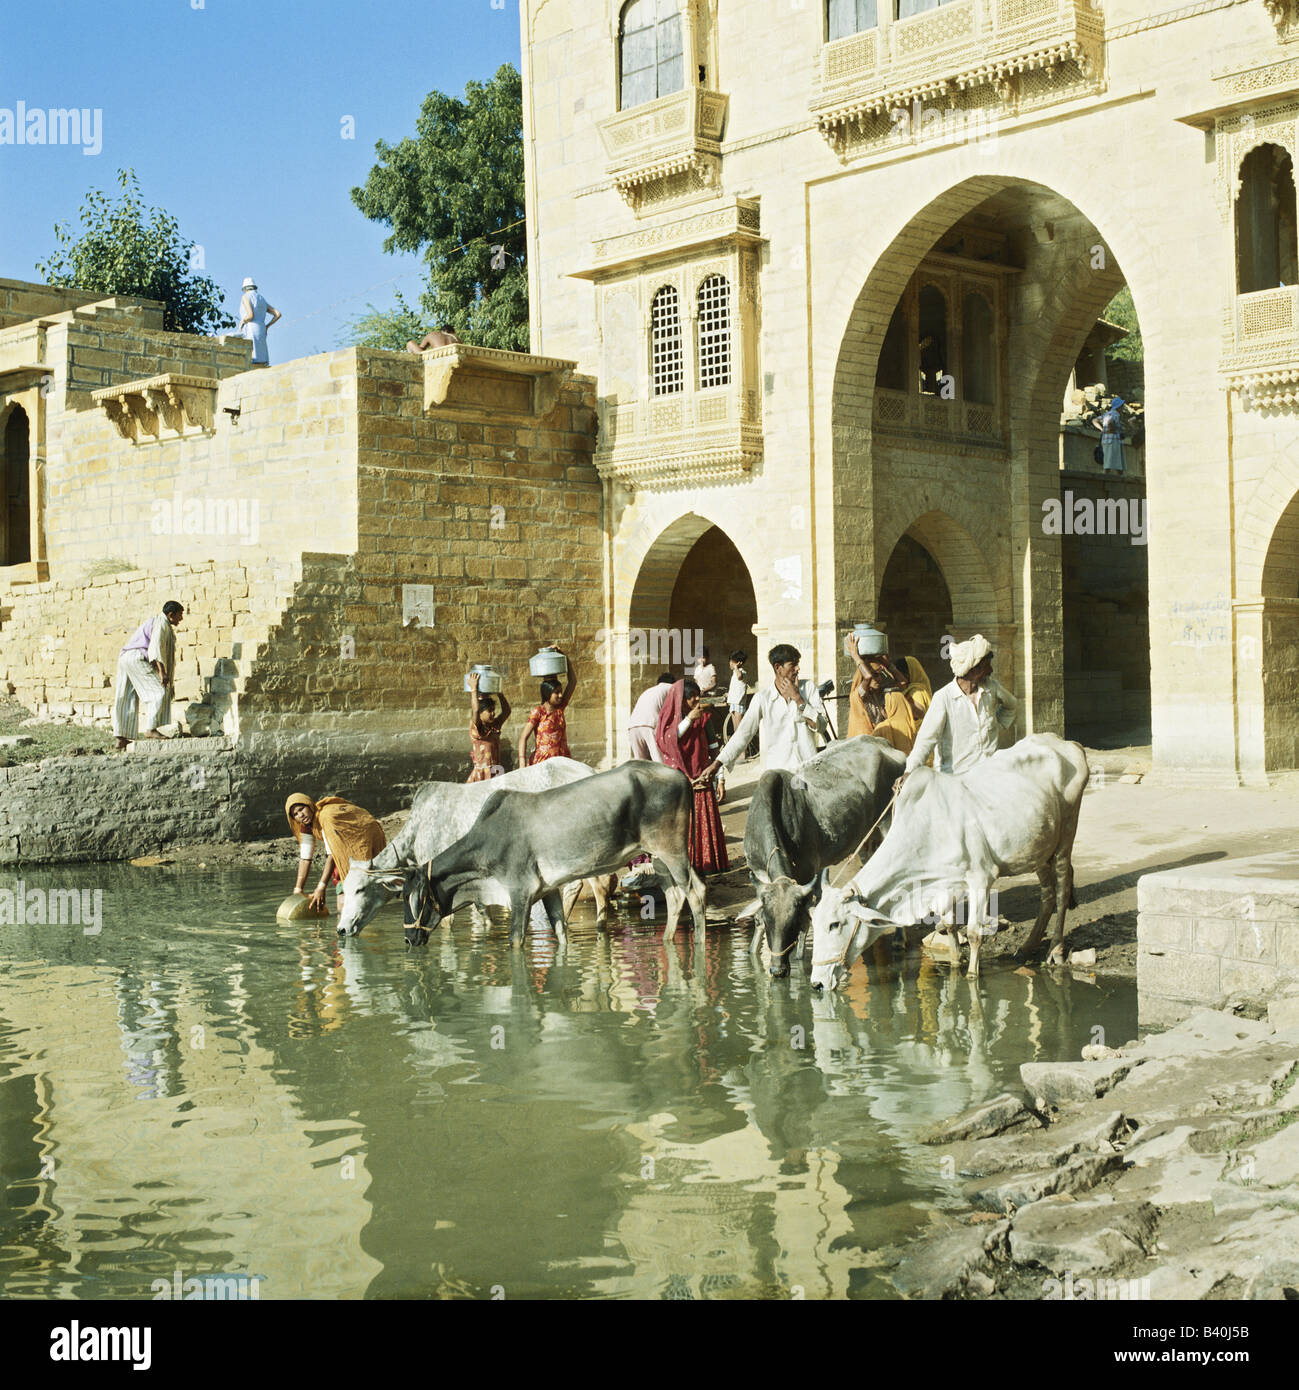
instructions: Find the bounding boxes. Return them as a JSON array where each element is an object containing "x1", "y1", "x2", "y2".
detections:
[
  {"x1": 0, "y1": 738, "x2": 445, "y2": 866},
  {"x1": 1137, "y1": 853, "x2": 1299, "y2": 1024},
  {"x1": 0, "y1": 278, "x2": 106, "y2": 330}
]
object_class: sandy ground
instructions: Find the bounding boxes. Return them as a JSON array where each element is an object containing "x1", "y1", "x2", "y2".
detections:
[{"x1": 161, "y1": 743, "x2": 1299, "y2": 981}]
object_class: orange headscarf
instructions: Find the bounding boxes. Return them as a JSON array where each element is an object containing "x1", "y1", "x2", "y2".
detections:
[{"x1": 284, "y1": 793, "x2": 386, "y2": 881}]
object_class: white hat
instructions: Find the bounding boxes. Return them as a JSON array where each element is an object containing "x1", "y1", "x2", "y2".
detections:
[
  {"x1": 949, "y1": 634, "x2": 992, "y2": 678},
  {"x1": 242, "y1": 277, "x2": 257, "y2": 290}
]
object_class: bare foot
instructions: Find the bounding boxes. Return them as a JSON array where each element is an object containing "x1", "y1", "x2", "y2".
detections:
[
  {"x1": 115, "y1": 737, "x2": 129, "y2": 751},
  {"x1": 138, "y1": 729, "x2": 164, "y2": 740}
]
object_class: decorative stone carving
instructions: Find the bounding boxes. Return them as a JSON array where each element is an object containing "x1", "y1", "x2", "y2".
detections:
[
  {"x1": 419, "y1": 343, "x2": 575, "y2": 420},
  {"x1": 598, "y1": 88, "x2": 729, "y2": 212},
  {"x1": 810, "y1": 0, "x2": 1104, "y2": 159},
  {"x1": 92, "y1": 373, "x2": 217, "y2": 442}
]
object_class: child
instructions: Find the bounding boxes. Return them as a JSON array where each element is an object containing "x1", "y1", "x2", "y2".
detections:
[
  {"x1": 724, "y1": 649, "x2": 749, "y2": 744},
  {"x1": 468, "y1": 671, "x2": 511, "y2": 782},
  {"x1": 692, "y1": 646, "x2": 717, "y2": 694}
]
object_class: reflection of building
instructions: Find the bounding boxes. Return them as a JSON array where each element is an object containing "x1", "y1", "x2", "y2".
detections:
[{"x1": 521, "y1": 1, "x2": 1299, "y2": 784}]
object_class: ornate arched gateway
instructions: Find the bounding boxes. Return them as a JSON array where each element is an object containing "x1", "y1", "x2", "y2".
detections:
[{"x1": 823, "y1": 175, "x2": 1149, "y2": 747}]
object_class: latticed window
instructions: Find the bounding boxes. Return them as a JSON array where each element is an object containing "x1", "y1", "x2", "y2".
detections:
[
  {"x1": 651, "y1": 286, "x2": 684, "y2": 396},
  {"x1": 896, "y1": 0, "x2": 956, "y2": 17},
  {"x1": 620, "y1": 0, "x2": 684, "y2": 111},
  {"x1": 696, "y1": 276, "x2": 732, "y2": 389},
  {"x1": 828, "y1": 0, "x2": 878, "y2": 39}
]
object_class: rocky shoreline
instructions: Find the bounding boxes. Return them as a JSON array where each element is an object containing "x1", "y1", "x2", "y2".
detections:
[{"x1": 875, "y1": 1002, "x2": 1299, "y2": 1300}]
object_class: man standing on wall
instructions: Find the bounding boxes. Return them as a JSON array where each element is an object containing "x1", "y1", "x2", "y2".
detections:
[
  {"x1": 238, "y1": 277, "x2": 281, "y2": 366},
  {"x1": 112, "y1": 601, "x2": 184, "y2": 750}
]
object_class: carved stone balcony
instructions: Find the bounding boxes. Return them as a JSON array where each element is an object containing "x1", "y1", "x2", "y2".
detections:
[
  {"x1": 811, "y1": 0, "x2": 1105, "y2": 157},
  {"x1": 1222, "y1": 286, "x2": 1299, "y2": 407},
  {"x1": 92, "y1": 373, "x2": 217, "y2": 442},
  {"x1": 420, "y1": 344, "x2": 574, "y2": 421},
  {"x1": 598, "y1": 87, "x2": 729, "y2": 209},
  {"x1": 595, "y1": 388, "x2": 762, "y2": 488},
  {"x1": 873, "y1": 386, "x2": 1004, "y2": 444}
]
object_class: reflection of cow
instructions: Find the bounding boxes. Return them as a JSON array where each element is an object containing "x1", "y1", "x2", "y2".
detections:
[
  {"x1": 742, "y1": 737, "x2": 905, "y2": 978},
  {"x1": 335, "y1": 758, "x2": 606, "y2": 938},
  {"x1": 810, "y1": 735, "x2": 1089, "y2": 989},
  {"x1": 402, "y1": 762, "x2": 707, "y2": 947}
]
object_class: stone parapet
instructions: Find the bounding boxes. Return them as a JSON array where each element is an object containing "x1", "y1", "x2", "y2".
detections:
[{"x1": 1137, "y1": 851, "x2": 1299, "y2": 1023}]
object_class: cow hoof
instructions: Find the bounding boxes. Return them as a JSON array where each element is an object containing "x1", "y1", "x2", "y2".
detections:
[
  {"x1": 404, "y1": 927, "x2": 430, "y2": 947},
  {"x1": 1046, "y1": 945, "x2": 1066, "y2": 967}
]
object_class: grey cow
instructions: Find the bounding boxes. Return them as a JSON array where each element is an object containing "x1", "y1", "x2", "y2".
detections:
[
  {"x1": 743, "y1": 736, "x2": 907, "y2": 977},
  {"x1": 401, "y1": 761, "x2": 708, "y2": 947},
  {"x1": 336, "y1": 757, "x2": 607, "y2": 938}
]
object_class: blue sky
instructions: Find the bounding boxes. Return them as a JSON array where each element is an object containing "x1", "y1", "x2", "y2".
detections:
[{"x1": 0, "y1": 0, "x2": 521, "y2": 361}]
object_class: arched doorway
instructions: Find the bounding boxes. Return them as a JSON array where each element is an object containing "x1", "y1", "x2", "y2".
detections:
[
  {"x1": 831, "y1": 175, "x2": 1151, "y2": 741},
  {"x1": 3, "y1": 405, "x2": 31, "y2": 567},
  {"x1": 1262, "y1": 488, "x2": 1299, "y2": 771},
  {"x1": 627, "y1": 514, "x2": 758, "y2": 683},
  {"x1": 877, "y1": 533, "x2": 954, "y2": 694}
]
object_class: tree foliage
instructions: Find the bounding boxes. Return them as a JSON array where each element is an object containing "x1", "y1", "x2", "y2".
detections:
[
  {"x1": 350, "y1": 65, "x2": 528, "y2": 351},
  {"x1": 1103, "y1": 286, "x2": 1144, "y2": 363},
  {"x1": 342, "y1": 291, "x2": 428, "y2": 351},
  {"x1": 36, "y1": 169, "x2": 234, "y2": 335}
]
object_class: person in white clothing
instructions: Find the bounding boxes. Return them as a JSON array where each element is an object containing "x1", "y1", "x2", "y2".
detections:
[
  {"x1": 896, "y1": 634, "x2": 1017, "y2": 788},
  {"x1": 238, "y1": 276, "x2": 281, "y2": 366},
  {"x1": 112, "y1": 601, "x2": 184, "y2": 749},
  {"x1": 692, "y1": 646, "x2": 717, "y2": 695},
  {"x1": 627, "y1": 673, "x2": 674, "y2": 761},
  {"x1": 699, "y1": 643, "x2": 827, "y2": 786}
]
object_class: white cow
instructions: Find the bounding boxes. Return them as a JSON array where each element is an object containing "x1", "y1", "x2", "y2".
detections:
[
  {"x1": 336, "y1": 758, "x2": 605, "y2": 938},
  {"x1": 809, "y1": 734, "x2": 1089, "y2": 989}
]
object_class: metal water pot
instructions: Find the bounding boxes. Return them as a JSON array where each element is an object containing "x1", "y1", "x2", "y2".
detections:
[
  {"x1": 845, "y1": 622, "x2": 888, "y2": 656},
  {"x1": 529, "y1": 648, "x2": 568, "y2": 678},
  {"x1": 463, "y1": 664, "x2": 504, "y2": 694}
]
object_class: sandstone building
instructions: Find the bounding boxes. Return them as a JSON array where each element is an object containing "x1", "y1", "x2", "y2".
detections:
[{"x1": 520, "y1": 0, "x2": 1299, "y2": 783}]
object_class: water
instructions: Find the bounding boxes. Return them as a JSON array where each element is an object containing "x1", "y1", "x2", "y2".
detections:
[{"x1": 0, "y1": 864, "x2": 1136, "y2": 1300}]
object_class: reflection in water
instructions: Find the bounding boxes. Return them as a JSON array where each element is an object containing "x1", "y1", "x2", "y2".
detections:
[{"x1": 0, "y1": 864, "x2": 1135, "y2": 1299}]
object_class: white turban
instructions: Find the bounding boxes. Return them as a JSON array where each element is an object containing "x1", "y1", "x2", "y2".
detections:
[{"x1": 950, "y1": 634, "x2": 991, "y2": 678}]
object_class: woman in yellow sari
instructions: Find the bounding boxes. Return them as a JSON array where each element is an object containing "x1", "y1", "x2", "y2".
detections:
[
  {"x1": 285, "y1": 793, "x2": 387, "y2": 913},
  {"x1": 846, "y1": 638, "x2": 933, "y2": 754}
]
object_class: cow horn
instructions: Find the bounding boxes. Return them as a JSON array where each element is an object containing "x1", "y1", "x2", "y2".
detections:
[{"x1": 799, "y1": 875, "x2": 819, "y2": 897}]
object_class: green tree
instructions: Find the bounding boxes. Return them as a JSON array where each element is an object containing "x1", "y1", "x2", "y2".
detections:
[
  {"x1": 351, "y1": 64, "x2": 528, "y2": 352},
  {"x1": 36, "y1": 169, "x2": 234, "y2": 335},
  {"x1": 342, "y1": 291, "x2": 427, "y2": 351},
  {"x1": 1103, "y1": 286, "x2": 1143, "y2": 363}
]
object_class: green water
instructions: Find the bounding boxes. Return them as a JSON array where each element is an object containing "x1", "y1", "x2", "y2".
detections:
[{"x1": 0, "y1": 864, "x2": 1136, "y2": 1300}]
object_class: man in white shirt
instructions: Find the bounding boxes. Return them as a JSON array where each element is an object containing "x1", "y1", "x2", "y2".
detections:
[
  {"x1": 898, "y1": 634, "x2": 1017, "y2": 786},
  {"x1": 627, "y1": 674, "x2": 674, "y2": 761},
  {"x1": 699, "y1": 643, "x2": 827, "y2": 786}
]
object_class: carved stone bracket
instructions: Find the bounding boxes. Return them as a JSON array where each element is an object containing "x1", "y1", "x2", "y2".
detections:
[
  {"x1": 420, "y1": 344, "x2": 576, "y2": 420},
  {"x1": 92, "y1": 373, "x2": 218, "y2": 442}
]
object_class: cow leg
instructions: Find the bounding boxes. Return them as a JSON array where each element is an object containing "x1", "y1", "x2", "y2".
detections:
[
  {"x1": 1019, "y1": 865, "x2": 1058, "y2": 961},
  {"x1": 1047, "y1": 852, "x2": 1074, "y2": 966},
  {"x1": 663, "y1": 883, "x2": 685, "y2": 941},
  {"x1": 684, "y1": 867, "x2": 707, "y2": 937},
  {"x1": 561, "y1": 880, "x2": 582, "y2": 920},
  {"x1": 509, "y1": 892, "x2": 535, "y2": 949},
  {"x1": 965, "y1": 884, "x2": 993, "y2": 978},
  {"x1": 587, "y1": 876, "x2": 610, "y2": 932},
  {"x1": 541, "y1": 890, "x2": 567, "y2": 944}
]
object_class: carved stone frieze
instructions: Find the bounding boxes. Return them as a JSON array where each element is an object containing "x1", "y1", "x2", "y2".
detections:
[{"x1": 91, "y1": 373, "x2": 218, "y2": 442}]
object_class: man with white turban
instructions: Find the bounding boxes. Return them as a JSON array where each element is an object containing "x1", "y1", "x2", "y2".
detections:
[{"x1": 896, "y1": 635, "x2": 1017, "y2": 787}]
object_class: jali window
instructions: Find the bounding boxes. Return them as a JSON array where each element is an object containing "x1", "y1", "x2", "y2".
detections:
[
  {"x1": 651, "y1": 285, "x2": 684, "y2": 396},
  {"x1": 696, "y1": 275, "x2": 732, "y2": 389},
  {"x1": 827, "y1": 0, "x2": 878, "y2": 39}
]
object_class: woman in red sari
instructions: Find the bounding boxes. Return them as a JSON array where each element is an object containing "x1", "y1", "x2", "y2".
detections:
[{"x1": 655, "y1": 678, "x2": 729, "y2": 875}]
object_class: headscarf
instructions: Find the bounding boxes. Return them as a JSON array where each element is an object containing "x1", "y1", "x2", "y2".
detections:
[
  {"x1": 901, "y1": 655, "x2": 932, "y2": 699},
  {"x1": 284, "y1": 793, "x2": 386, "y2": 882},
  {"x1": 655, "y1": 679, "x2": 710, "y2": 778},
  {"x1": 949, "y1": 634, "x2": 992, "y2": 679}
]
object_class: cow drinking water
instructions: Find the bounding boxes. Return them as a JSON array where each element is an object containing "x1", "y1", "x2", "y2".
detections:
[
  {"x1": 742, "y1": 736, "x2": 906, "y2": 977},
  {"x1": 809, "y1": 734, "x2": 1089, "y2": 988},
  {"x1": 401, "y1": 761, "x2": 708, "y2": 947}
]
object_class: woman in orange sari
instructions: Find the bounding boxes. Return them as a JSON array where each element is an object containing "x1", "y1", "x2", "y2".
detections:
[
  {"x1": 846, "y1": 636, "x2": 933, "y2": 754},
  {"x1": 285, "y1": 793, "x2": 387, "y2": 913}
]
